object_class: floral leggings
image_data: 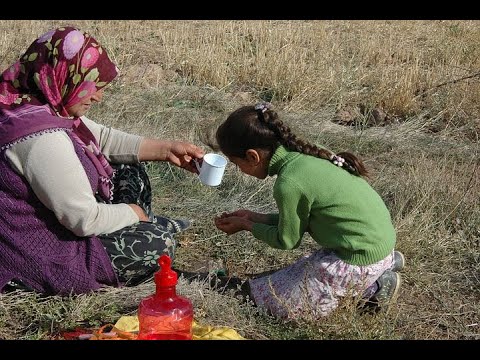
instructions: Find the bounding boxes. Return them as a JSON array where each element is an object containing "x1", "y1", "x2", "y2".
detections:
[
  {"x1": 248, "y1": 249, "x2": 394, "y2": 320},
  {"x1": 98, "y1": 163, "x2": 190, "y2": 286}
]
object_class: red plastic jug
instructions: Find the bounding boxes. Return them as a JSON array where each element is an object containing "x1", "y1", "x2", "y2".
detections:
[{"x1": 137, "y1": 255, "x2": 193, "y2": 340}]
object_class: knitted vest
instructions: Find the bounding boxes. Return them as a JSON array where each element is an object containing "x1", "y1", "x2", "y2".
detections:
[{"x1": 0, "y1": 131, "x2": 119, "y2": 295}]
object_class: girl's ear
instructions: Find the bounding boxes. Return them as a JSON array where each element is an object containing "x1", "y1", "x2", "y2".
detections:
[{"x1": 245, "y1": 149, "x2": 261, "y2": 165}]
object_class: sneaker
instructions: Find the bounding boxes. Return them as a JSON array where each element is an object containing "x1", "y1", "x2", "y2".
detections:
[
  {"x1": 370, "y1": 270, "x2": 402, "y2": 305},
  {"x1": 391, "y1": 250, "x2": 405, "y2": 272}
]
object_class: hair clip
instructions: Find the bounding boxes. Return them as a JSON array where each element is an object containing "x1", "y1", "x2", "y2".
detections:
[
  {"x1": 330, "y1": 154, "x2": 345, "y2": 167},
  {"x1": 254, "y1": 102, "x2": 272, "y2": 113}
]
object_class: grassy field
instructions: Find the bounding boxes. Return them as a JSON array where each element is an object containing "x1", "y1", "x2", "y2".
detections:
[{"x1": 0, "y1": 20, "x2": 478, "y2": 340}]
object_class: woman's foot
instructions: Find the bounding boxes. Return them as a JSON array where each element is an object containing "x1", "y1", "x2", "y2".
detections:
[{"x1": 152, "y1": 216, "x2": 191, "y2": 233}]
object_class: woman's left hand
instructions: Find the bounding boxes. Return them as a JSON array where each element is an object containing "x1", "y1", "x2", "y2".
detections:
[
  {"x1": 166, "y1": 141, "x2": 205, "y2": 173},
  {"x1": 138, "y1": 139, "x2": 205, "y2": 173}
]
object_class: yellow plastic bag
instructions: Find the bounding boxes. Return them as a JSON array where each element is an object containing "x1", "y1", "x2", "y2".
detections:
[{"x1": 114, "y1": 315, "x2": 246, "y2": 340}]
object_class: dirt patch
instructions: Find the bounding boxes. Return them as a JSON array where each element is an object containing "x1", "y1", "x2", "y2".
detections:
[{"x1": 332, "y1": 105, "x2": 400, "y2": 127}]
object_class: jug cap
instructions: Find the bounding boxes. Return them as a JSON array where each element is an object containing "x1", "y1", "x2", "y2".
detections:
[{"x1": 155, "y1": 254, "x2": 177, "y2": 287}]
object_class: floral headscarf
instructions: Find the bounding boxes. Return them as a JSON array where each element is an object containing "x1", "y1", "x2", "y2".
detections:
[
  {"x1": 0, "y1": 27, "x2": 119, "y2": 201},
  {"x1": 0, "y1": 26, "x2": 118, "y2": 113}
]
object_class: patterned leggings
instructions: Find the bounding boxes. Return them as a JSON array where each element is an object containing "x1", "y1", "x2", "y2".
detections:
[
  {"x1": 248, "y1": 249, "x2": 394, "y2": 319},
  {"x1": 98, "y1": 163, "x2": 190, "y2": 286}
]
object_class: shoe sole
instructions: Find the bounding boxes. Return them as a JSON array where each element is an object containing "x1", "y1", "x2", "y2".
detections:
[
  {"x1": 389, "y1": 272, "x2": 402, "y2": 303},
  {"x1": 392, "y1": 251, "x2": 406, "y2": 272}
]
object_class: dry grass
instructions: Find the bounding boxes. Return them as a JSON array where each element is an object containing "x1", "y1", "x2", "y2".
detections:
[{"x1": 0, "y1": 20, "x2": 478, "y2": 340}]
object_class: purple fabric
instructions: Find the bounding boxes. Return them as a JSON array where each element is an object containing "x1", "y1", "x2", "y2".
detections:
[
  {"x1": 0, "y1": 103, "x2": 73, "y2": 151},
  {"x1": 71, "y1": 118, "x2": 115, "y2": 201},
  {"x1": 0, "y1": 130, "x2": 120, "y2": 295}
]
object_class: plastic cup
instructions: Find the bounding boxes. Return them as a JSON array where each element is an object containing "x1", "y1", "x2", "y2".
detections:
[{"x1": 194, "y1": 153, "x2": 227, "y2": 187}]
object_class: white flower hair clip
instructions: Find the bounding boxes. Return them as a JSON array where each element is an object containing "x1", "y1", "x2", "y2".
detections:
[
  {"x1": 331, "y1": 154, "x2": 345, "y2": 167},
  {"x1": 254, "y1": 102, "x2": 272, "y2": 113}
]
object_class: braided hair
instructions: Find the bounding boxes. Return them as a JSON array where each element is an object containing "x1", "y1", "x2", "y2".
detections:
[{"x1": 216, "y1": 102, "x2": 368, "y2": 177}]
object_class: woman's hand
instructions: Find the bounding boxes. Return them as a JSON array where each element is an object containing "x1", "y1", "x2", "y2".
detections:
[
  {"x1": 138, "y1": 139, "x2": 205, "y2": 173},
  {"x1": 165, "y1": 140, "x2": 205, "y2": 173},
  {"x1": 128, "y1": 204, "x2": 150, "y2": 222}
]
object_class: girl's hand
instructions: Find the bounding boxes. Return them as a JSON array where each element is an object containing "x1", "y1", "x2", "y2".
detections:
[
  {"x1": 214, "y1": 215, "x2": 252, "y2": 235},
  {"x1": 218, "y1": 209, "x2": 270, "y2": 224},
  {"x1": 217, "y1": 209, "x2": 253, "y2": 221}
]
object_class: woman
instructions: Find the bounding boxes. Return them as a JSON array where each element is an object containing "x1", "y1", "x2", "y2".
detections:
[{"x1": 0, "y1": 27, "x2": 204, "y2": 295}]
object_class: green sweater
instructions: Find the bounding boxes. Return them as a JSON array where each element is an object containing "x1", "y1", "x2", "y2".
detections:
[{"x1": 251, "y1": 146, "x2": 396, "y2": 266}]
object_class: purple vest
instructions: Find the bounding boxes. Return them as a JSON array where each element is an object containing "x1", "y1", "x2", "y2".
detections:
[{"x1": 0, "y1": 110, "x2": 119, "y2": 295}]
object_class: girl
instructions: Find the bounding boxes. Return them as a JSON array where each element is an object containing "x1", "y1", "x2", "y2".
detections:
[{"x1": 214, "y1": 102, "x2": 403, "y2": 319}]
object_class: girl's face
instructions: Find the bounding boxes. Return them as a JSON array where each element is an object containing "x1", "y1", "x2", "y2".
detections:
[
  {"x1": 227, "y1": 149, "x2": 269, "y2": 179},
  {"x1": 66, "y1": 88, "x2": 105, "y2": 118}
]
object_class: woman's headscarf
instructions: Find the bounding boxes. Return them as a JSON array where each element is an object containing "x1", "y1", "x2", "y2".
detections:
[
  {"x1": 0, "y1": 26, "x2": 118, "y2": 114},
  {"x1": 0, "y1": 27, "x2": 119, "y2": 201}
]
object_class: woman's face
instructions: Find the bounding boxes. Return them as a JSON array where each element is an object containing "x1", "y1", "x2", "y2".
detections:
[{"x1": 65, "y1": 88, "x2": 104, "y2": 118}]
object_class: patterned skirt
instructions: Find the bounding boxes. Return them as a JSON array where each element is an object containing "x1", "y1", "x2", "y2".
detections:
[{"x1": 98, "y1": 163, "x2": 190, "y2": 286}]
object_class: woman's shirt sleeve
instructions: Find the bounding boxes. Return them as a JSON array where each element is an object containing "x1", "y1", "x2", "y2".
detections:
[
  {"x1": 5, "y1": 131, "x2": 139, "y2": 237},
  {"x1": 251, "y1": 177, "x2": 311, "y2": 249},
  {"x1": 81, "y1": 116, "x2": 143, "y2": 164}
]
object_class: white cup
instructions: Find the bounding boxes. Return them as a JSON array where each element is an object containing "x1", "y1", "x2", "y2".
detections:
[{"x1": 194, "y1": 153, "x2": 227, "y2": 186}]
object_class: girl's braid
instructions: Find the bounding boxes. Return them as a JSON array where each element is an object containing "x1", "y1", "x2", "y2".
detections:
[{"x1": 256, "y1": 103, "x2": 367, "y2": 177}]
